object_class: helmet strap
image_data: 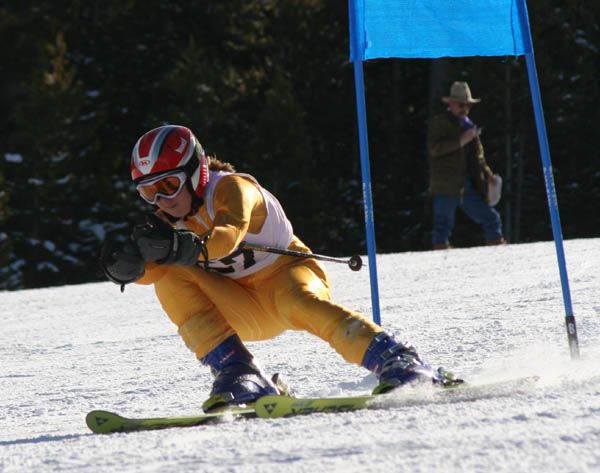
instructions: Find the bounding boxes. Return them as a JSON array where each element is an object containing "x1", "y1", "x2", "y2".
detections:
[{"x1": 187, "y1": 179, "x2": 203, "y2": 216}]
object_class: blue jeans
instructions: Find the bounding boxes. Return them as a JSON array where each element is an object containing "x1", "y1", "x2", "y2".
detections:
[{"x1": 432, "y1": 178, "x2": 503, "y2": 245}]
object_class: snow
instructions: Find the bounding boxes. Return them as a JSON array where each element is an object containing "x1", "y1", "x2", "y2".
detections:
[{"x1": 2, "y1": 238, "x2": 600, "y2": 472}]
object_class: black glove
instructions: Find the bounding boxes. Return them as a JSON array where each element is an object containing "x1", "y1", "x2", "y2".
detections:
[
  {"x1": 132, "y1": 214, "x2": 207, "y2": 265},
  {"x1": 100, "y1": 237, "x2": 145, "y2": 287}
]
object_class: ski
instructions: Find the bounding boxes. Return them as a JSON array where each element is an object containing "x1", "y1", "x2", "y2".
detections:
[
  {"x1": 255, "y1": 376, "x2": 539, "y2": 419},
  {"x1": 86, "y1": 376, "x2": 538, "y2": 432},
  {"x1": 86, "y1": 373, "x2": 293, "y2": 434},
  {"x1": 255, "y1": 394, "x2": 372, "y2": 418},
  {"x1": 86, "y1": 405, "x2": 255, "y2": 434}
]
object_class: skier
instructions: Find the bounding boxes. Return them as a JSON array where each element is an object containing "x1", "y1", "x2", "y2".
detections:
[{"x1": 101, "y1": 125, "x2": 454, "y2": 411}]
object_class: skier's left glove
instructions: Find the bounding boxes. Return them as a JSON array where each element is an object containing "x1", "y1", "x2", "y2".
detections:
[{"x1": 132, "y1": 214, "x2": 208, "y2": 265}]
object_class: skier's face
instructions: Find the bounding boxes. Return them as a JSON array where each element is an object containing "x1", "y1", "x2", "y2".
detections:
[{"x1": 155, "y1": 185, "x2": 193, "y2": 218}]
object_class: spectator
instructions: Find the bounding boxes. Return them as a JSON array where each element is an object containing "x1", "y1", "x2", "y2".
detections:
[{"x1": 427, "y1": 81, "x2": 505, "y2": 249}]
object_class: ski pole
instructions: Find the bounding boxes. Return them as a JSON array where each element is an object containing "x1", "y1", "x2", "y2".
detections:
[{"x1": 239, "y1": 242, "x2": 364, "y2": 272}]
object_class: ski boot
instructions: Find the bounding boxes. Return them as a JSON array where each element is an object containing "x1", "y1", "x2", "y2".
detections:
[
  {"x1": 200, "y1": 335, "x2": 278, "y2": 412},
  {"x1": 362, "y1": 332, "x2": 462, "y2": 394}
]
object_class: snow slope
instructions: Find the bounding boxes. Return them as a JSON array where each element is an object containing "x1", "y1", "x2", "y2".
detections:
[{"x1": 2, "y1": 239, "x2": 600, "y2": 473}]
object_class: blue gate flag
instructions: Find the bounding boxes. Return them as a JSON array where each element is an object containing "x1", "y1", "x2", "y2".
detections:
[
  {"x1": 347, "y1": 0, "x2": 579, "y2": 357},
  {"x1": 350, "y1": 0, "x2": 530, "y2": 60}
]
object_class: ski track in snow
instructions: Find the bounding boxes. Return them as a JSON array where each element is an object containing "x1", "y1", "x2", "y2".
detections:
[{"x1": 1, "y1": 239, "x2": 600, "y2": 472}]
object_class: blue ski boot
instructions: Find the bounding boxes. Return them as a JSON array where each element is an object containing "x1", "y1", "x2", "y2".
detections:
[
  {"x1": 200, "y1": 335, "x2": 278, "y2": 412},
  {"x1": 362, "y1": 332, "x2": 455, "y2": 394}
]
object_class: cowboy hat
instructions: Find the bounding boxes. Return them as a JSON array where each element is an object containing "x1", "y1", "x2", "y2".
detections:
[{"x1": 442, "y1": 81, "x2": 481, "y2": 104}]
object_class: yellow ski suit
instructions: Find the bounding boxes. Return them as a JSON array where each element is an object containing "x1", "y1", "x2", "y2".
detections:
[{"x1": 136, "y1": 172, "x2": 383, "y2": 364}]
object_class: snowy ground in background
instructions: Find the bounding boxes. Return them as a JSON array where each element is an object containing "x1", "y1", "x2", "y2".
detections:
[{"x1": 2, "y1": 238, "x2": 600, "y2": 473}]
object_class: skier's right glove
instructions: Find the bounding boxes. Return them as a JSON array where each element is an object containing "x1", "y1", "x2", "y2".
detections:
[
  {"x1": 100, "y1": 237, "x2": 145, "y2": 288},
  {"x1": 131, "y1": 214, "x2": 208, "y2": 266}
]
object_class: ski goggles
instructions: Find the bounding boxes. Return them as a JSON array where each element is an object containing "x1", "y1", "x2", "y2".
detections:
[{"x1": 136, "y1": 171, "x2": 187, "y2": 205}]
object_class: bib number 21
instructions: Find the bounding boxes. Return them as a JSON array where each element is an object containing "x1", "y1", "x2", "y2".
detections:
[{"x1": 210, "y1": 248, "x2": 256, "y2": 274}]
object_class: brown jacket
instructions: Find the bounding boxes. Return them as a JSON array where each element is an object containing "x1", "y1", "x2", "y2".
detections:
[{"x1": 426, "y1": 111, "x2": 493, "y2": 199}]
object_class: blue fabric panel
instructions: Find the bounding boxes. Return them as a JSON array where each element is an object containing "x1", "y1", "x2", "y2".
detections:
[{"x1": 350, "y1": 0, "x2": 529, "y2": 61}]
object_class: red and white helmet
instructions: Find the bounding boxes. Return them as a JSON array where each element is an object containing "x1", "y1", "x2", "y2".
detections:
[{"x1": 130, "y1": 125, "x2": 209, "y2": 199}]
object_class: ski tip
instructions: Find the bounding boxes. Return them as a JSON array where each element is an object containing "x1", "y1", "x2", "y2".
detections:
[{"x1": 86, "y1": 410, "x2": 125, "y2": 434}]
